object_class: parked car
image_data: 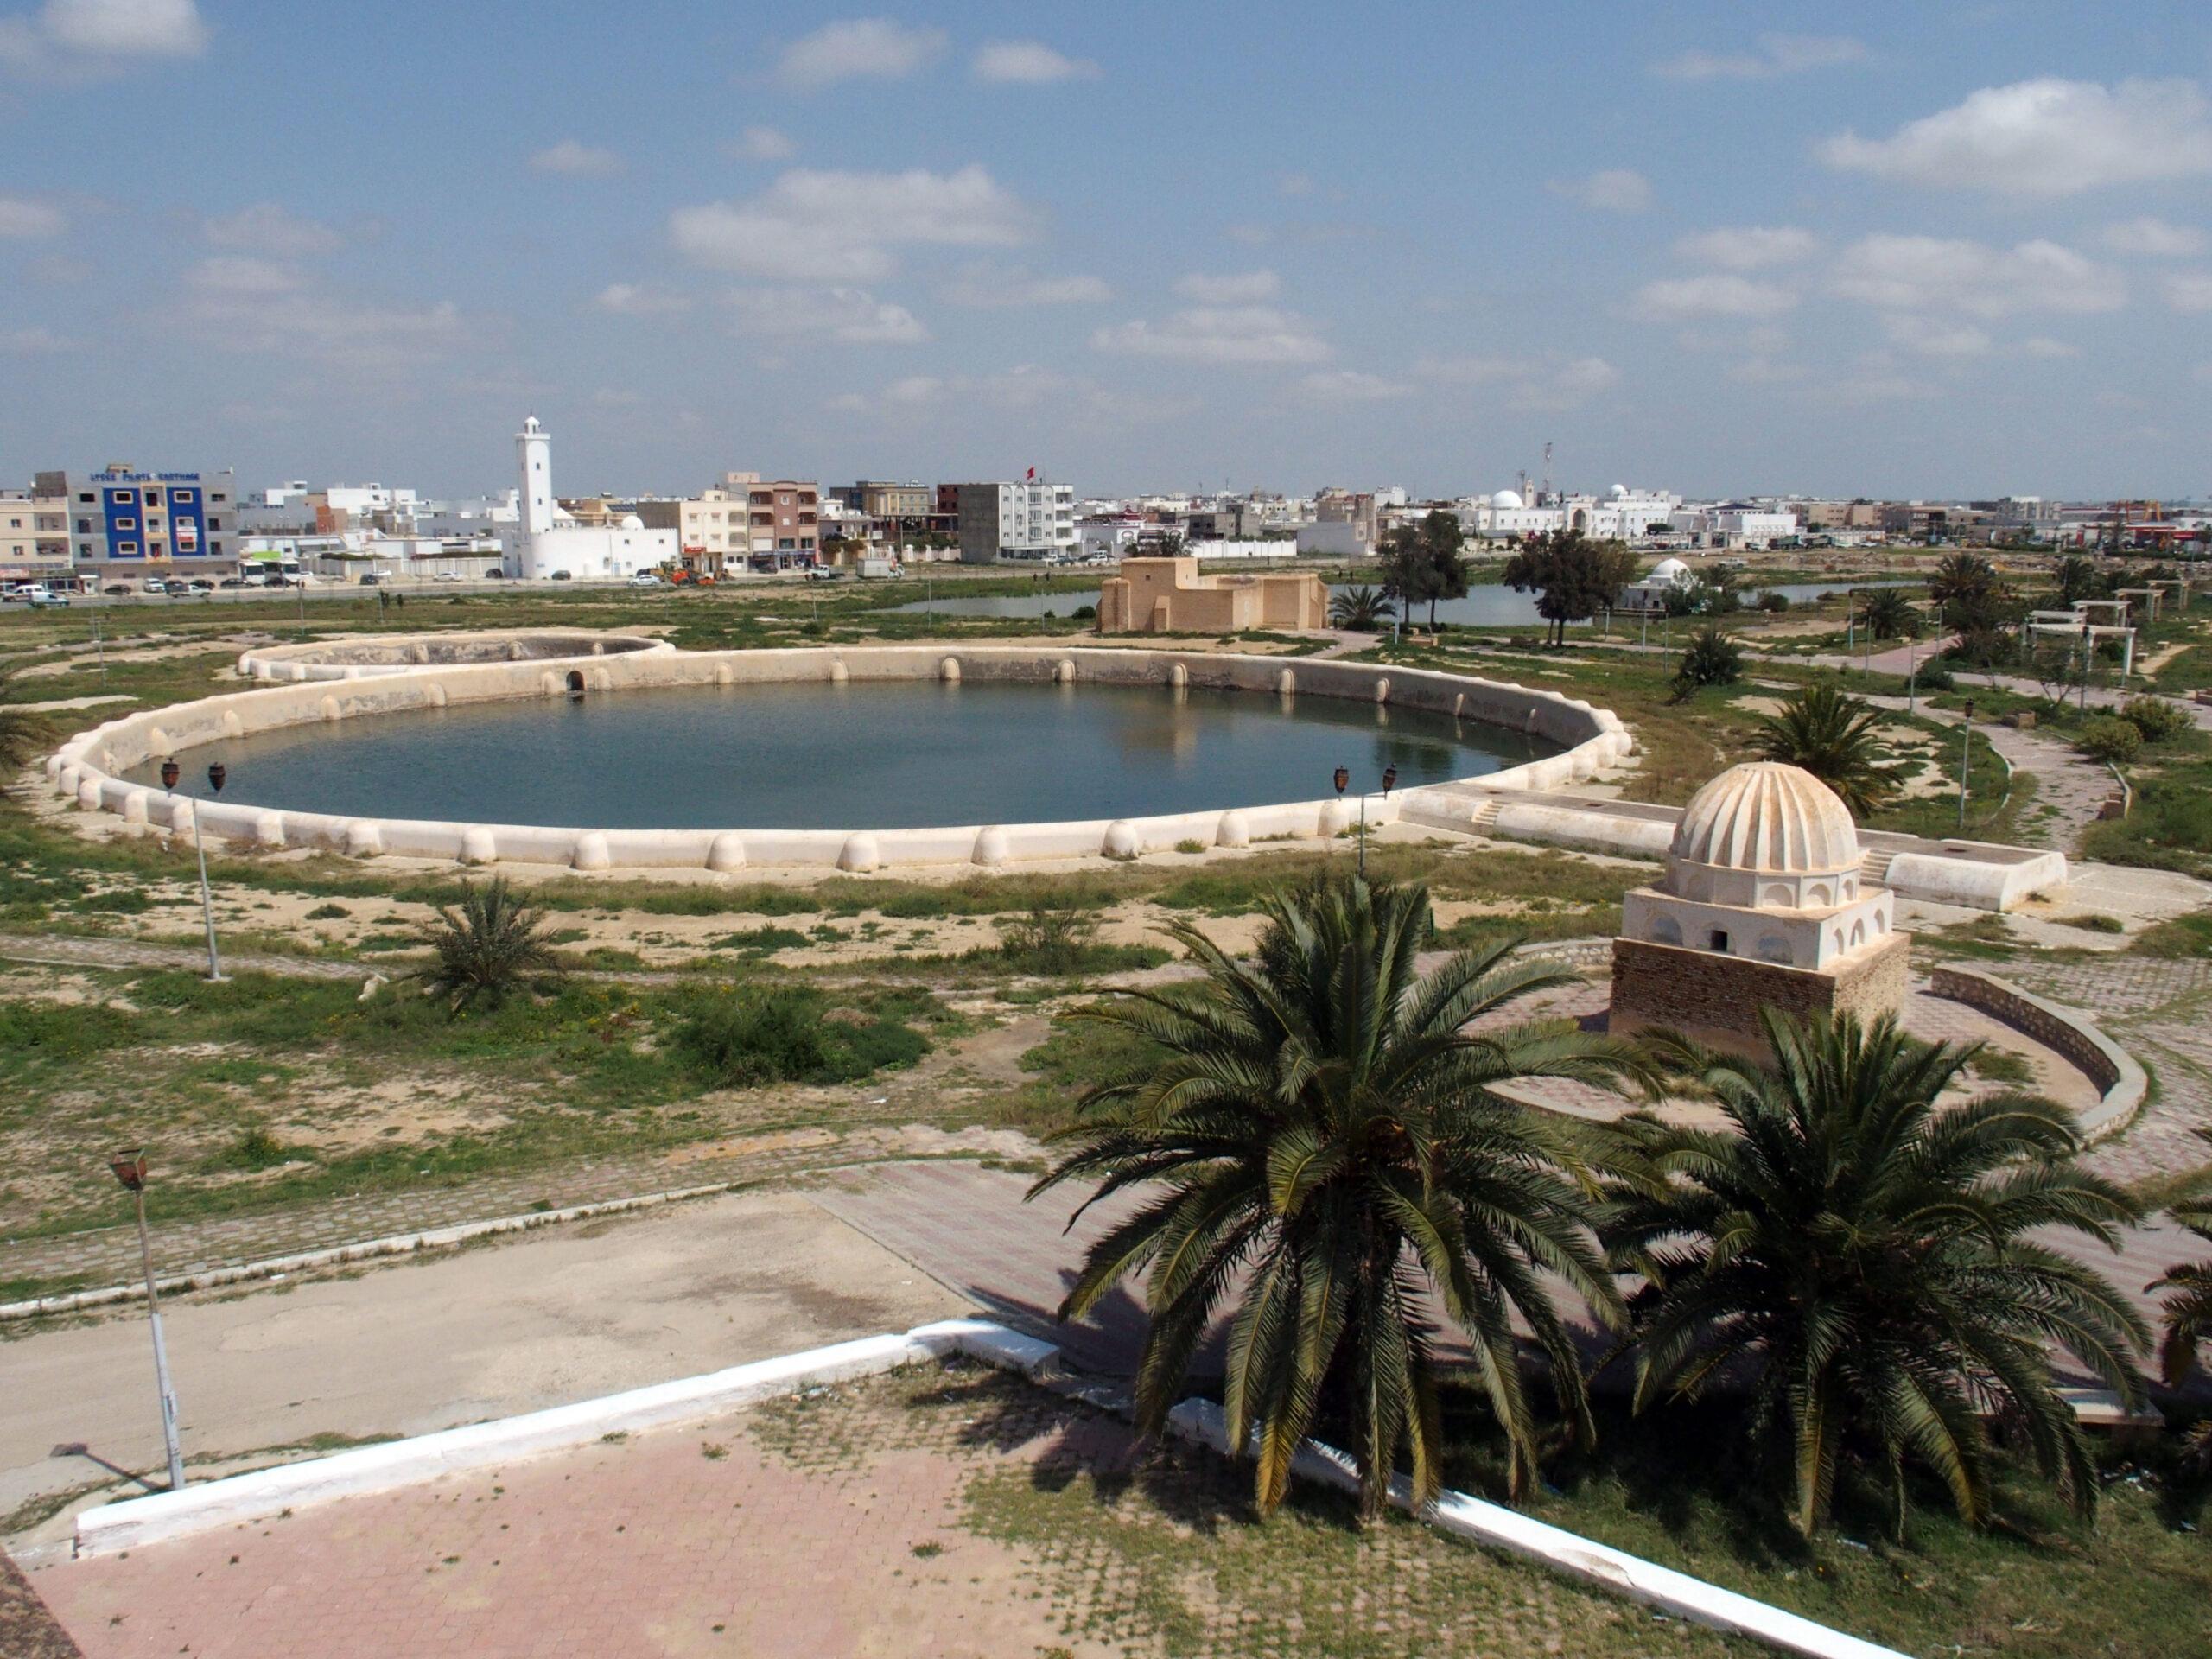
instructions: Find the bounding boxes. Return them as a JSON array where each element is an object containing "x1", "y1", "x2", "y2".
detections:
[
  {"x1": 804, "y1": 566, "x2": 845, "y2": 582},
  {"x1": 549, "y1": 569, "x2": 572, "y2": 581},
  {"x1": 218, "y1": 577, "x2": 245, "y2": 588},
  {"x1": 105, "y1": 583, "x2": 132, "y2": 596},
  {"x1": 626, "y1": 571, "x2": 664, "y2": 588},
  {"x1": 143, "y1": 578, "x2": 171, "y2": 595},
  {"x1": 186, "y1": 579, "x2": 214, "y2": 594},
  {"x1": 434, "y1": 571, "x2": 465, "y2": 582},
  {"x1": 24, "y1": 585, "x2": 67, "y2": 608},
  {"x1": 358, "y1": 572, "x2": 384, "y2": 586}
]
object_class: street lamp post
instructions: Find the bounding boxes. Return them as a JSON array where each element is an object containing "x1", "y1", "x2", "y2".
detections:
[
  {"x1": 109, "y1": 1150, "x2": 186, "y2": 1492},
  {"x1": 1957, "y1": 699, "x2": 1975, "y2": 831},
  {"x1": 161, "y1": 758, "x2": 228, "y2": 981},
  {"x1": 1334, "y1": 764, "x2": 1397, "y2": 880}
]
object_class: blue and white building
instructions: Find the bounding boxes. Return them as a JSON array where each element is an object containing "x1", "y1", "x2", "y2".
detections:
[{"x1": 36, "y1": 465, "x2": 240, "y2": 580}]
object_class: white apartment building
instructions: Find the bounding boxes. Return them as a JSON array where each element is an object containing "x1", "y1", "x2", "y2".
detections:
[
  {"x1": 0, "y1": 489, "x2": 70, "y2": 582},
  {"x1": 956, "y1": 480, "x2": 1077, "y2": 563}
]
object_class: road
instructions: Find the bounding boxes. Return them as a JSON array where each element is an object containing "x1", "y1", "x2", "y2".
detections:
[{"x1": 0, "y1": 1189, "x2": 966, "y2": 1549}]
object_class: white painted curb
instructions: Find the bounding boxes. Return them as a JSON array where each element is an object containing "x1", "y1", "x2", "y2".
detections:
[
  {"x1": 1168, "y1": 1398, "x2": 1908, "y2": 1659},
  {"x1": 74, "y1": 1316, "x2": 1905, "y2": 1659}
]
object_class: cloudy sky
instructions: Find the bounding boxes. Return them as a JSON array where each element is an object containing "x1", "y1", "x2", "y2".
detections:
[{"x1": 2, "y1": 0, "x2": 2209, "y2": 500}]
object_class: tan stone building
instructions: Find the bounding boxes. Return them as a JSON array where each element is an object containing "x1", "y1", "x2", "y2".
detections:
[
  {"x1": 1096, "y1": 556, "x2": 1329, "y2": 634},
  {"x1": 1609, "y1": 762, "x2": 1907, "y2": 1052}
]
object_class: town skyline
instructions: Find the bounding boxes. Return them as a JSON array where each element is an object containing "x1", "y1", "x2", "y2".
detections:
[{"x1": 3, "y1": 2, "x2": 2209, "y2": 498}]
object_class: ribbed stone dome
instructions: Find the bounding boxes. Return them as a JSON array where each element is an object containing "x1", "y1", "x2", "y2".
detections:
[{"x1": 1670, "y1": 762, "x2": 1859, "y2": 875}]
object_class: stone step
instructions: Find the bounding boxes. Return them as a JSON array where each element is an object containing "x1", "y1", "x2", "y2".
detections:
[{"x1": 1859, "y1": 848, "x2": 1896, "y2": 887}]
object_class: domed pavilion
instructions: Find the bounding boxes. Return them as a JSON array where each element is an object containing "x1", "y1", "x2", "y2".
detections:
[{"x1": 1610, "y1": 761, "x2": 1908, "y2": 1052}]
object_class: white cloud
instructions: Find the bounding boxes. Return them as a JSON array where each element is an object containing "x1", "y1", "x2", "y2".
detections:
[
  {"x1": 1295, "y1": 371, "x2": 1411, "y2": 404},
  {"x1": 1630, "y1": 274, "x2": 1798, "y2": 320},
  {"x1": 2162, "y1": 272, "x2": 2212, "y2": 313},
  {"x1": 1883, "y1": 315, "x2": 1993, "y2": 358},
  {"x1": 36, "y1": 0, "x2": 205, "y2": 56},
  {"x1": 1727, "y1": 356, "x2": 1806, "y2": 385},
  {"x1": 1092, "y1": 305, "x2": 1329, "y2": 365},
  {"x1": 0, "y1": 194, "x2": 64, "y2": 236},
  {"x1": 2103, "y1": 216, "x2": 2206, "y2": 257},
  {"x1": 1828, "y1": 234, "x2": 2126, "y2": 316},
  {"x1": 1671, "y1": 226, "x2": 1817, "y2": 269},
  {"x1": 1821, "y1": 78, "x2": 2212, "y2": 198},
  {"x1": 938, "y1": 264, "x2": 1110, "y2": 307},
  {"x1": 830, "y1": 365, "x2": 1196, "y2": 427},
  {"x1": 188, "y1": 255, "x2": 302, "y2": 296},
  {"x1": 776, "y1": 18, "x2": 944, "y2": 89},
  {"x1": 671, "y1": 165, "x2": 1034, "y2": 283},
  {"x1": 1414, "y1": 353, "x2": 1618, "y2": 410},
  {"x1": 1546, "y1": 169, "x2": 1651, "y2": 213},
  {"x1": 531, "y1": 140, "x2": 622, "y2": 178},
  {"x1": 726, "y1": 125, "x2": 796, "y2": 162},
  {"x1": 182, "y1": 258, "x2": 463, "y2": 372},
  {"x1": 0, "y1": 325, "x2": 71, "y2": 352},
  {"x1": 972, "y1": 41, "x2": 1097, "y2": 84},
  {"x1": 590, "y1": 386, "x2": 643, "y2": 407},
  {"x1": 202, "y1": 201, "x2": 340, "y2": 257},
  {"x1": 1652, "y1": 33, "x2": 1866, "y2": 80},
  {"x1": 1276, "y1": 172, "x2": 1313, "y2": 197},
  {"x1": 723, "y1": 286, "x2": 927, "y2": 344},
  {"x1": 1173, "y1": 269, "x2": 1279, "y2": 303},
  {"x1": 594, "y1": 283, "x2": 690, "y2": 316},
  {"x1": 2020, "y1": 337, "x2": 2081, "y2": 358}
]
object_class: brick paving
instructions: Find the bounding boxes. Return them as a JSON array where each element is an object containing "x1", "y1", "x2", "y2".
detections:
[{"x1": 34, "y1": 1363, "x2": 1733, "y2": 1659}]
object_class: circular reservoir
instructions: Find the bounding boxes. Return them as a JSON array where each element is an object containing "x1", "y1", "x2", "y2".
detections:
[{"x1": 122, "y1": 678, "x2": 1556, "y2": 832}]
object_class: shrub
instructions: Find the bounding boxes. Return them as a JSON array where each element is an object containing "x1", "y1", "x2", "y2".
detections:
[
  {"x1": 997, "y1": 907, "x2": 1096, "y2": 975},
  {"x1": 2121, "y1": 696, "x2": 2194, "y2": 744},
  {"x1": 1071, "y1": 603, "x2": 1097, "y2": 620},
  {"x1": 674, "y1": 986, "x2": 927, "y2": 1087},
  {"x1": 1756, "y1": 591, "x2": 1790, "y2": 613},
  {"x1": 2076, "y1": 715, "x2": 2143, "y2": 766},
  {"x1": 1913, "y1": 664, "x2": 1955, "y2": 692},
  {"x1": 412, "y1": 878, "x2": 563, "y2": 1012},
  {"x1": 1671, "y1": 625, "x2": 1744, "y2": 693}
]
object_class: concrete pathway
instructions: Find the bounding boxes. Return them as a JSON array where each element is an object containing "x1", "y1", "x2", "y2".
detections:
[
  {"x1": 1, "y1": 1190, "x2": 967, "y2": 1551},
  {"x1": 1859, "y1": 693, "x2": 2115, "y2": 853}
]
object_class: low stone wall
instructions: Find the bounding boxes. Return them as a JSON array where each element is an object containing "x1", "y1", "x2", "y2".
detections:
[
  {"x1": 237, "y1": 630, "x2": 669, "y2": 683},
  {"x1": 46, "y1": 645, "x2": 1633, "y2": 874},
  {"x1": 1927, "y1": 966, "x2": 2145, "y2": 1141}
]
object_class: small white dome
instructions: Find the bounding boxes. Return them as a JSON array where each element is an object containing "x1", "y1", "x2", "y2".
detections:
[
  {"x1": 619, "y1": 513, "x2": 645, "y2": 530},
  {"x1": 1672, "y1": 762, "x2": 1860, "y2": 877},
  {"x1": 1646, "y1": 556, "x2": 1691, "y2": 582},
  {"x1": 1610, "y1": 483, "x2": 1628, "y2": 498},
  {"x1": 1490, "y1": 489, "x2": 1524, "y2": 510}
]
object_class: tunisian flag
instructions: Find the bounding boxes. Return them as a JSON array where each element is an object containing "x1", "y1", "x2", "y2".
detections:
[{"x1": 1026, "y1": 467, "x2": 1035, "y2": 480}]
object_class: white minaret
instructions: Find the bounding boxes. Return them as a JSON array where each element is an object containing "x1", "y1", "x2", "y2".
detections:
[{"x1": 517, "y1": 415, "x2": 555, "y2": 538}]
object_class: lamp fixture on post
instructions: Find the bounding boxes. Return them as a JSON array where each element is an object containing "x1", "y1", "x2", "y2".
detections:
[
  {"x1": 1332, "y1": 766, "x2": 1349, "y2": 861},
  {"x1": 162, "y1": 756, "x2": 228, "y2": 981},
  {"x1": 109, "y1": 1149, "x2": 186, "y2": 1493}
]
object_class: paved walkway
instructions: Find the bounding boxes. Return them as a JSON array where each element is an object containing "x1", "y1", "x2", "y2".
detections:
[
  {"x1": 0, "y1": 1124, "x2": 980, "y2": 1297},
  {"x1": 0, "y1": 931, "x2": 368, "y2": 982},
  {"x1": 1859, "y1": 693, "x2": 2114, "y2": 852},
  {"x1": 33, "y1": 1363, "x2": 1734, "y2": 1659}
]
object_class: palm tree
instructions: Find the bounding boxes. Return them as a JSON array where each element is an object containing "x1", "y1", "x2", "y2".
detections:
[
  {"x1": 1604, "y1": 1010, "x2": 2145, "y2": 1536},
  {"x1": 1670, "y1": 625, "x2": 1743, "y2": 694},
  {"x1": 1031, "y1": 875, "x2": 1649, "y2": 1517},
  {"x1": 413, "y1": 877, "x2": 563, "y2": 1012},
  {"x1": 1327, "y1": 584, "x2": 1397, "y2": 632},
  {"x1": 0, "y1": 707, "x2": 57, "y2": 771},
  {"x1": 1751, "y1": 682, "x2": 1903, "y2": 816},
  {"x1": 1860, "y1": 588, "x2": 1920, "y2": 640},
  {"x1": 2150, "y1": 1137, "x2": 2212, "y2": 1463},
  {"x1": 2051, "y1": 554, "x2": 2107, "y2": 607}
]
